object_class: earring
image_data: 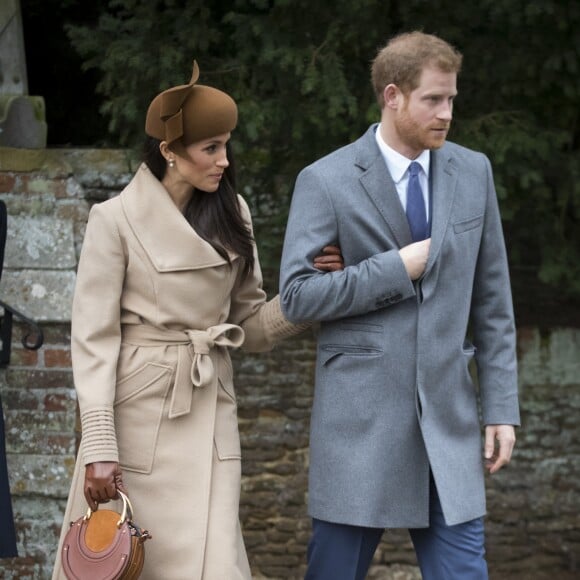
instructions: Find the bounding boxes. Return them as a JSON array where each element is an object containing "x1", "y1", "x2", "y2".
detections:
[{"x1": 168, "y1": 158, "x2": 175, "y2": 168}]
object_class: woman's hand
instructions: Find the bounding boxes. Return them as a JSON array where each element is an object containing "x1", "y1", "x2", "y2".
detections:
[
  {"x1": 84, "y1": 461, "x2": 127, "y2": 511},
  {"x1": 313, "y1": 245, "x2": 344, "y2": 272}
]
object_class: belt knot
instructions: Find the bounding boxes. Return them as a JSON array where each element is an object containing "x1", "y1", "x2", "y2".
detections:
[
  {"x1": 171, "y1": 323, "x2": 245, "y2": 418},
  {"x1": 185, "y1": 329, "x2": 213, "y2": 355}
]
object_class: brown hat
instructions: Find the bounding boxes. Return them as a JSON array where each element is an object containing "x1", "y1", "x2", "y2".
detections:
[{"x1": 145, "y1": 61, "x2": 238, "y2": 157}]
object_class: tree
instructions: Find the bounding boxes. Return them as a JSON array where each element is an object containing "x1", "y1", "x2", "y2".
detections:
[
  {"x1": 62, "y1": 0, "x2": 580, "y2": 298},
  {"x1": 426, "y1": 0, "x2": 580, "y2": 295}
]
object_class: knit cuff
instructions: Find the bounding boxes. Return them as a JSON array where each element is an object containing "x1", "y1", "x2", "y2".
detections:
[
  {"x1": 262, "y1": 295, "x2": 311, "y2": 342},
  {"x1": 80, "y1": 407, "x2": 119, "y2": 465}
]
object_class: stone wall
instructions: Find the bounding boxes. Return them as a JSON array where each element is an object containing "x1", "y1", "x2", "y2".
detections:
[{"x1": 0, "y1": 148, "x2": 578, "y2": 579}]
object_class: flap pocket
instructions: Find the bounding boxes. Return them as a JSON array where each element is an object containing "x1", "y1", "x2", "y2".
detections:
[
  {"x1": 115, "y1": 363, "x2": 173, "y2": 474},
  {"x1": 214, "y1": 378, "x2": 241, "y2": 461},
  {"x1": 454, "y1": 215, "x2": 483, "y2": 234},
  {"x1": 320, "y1": 344, "x2": 383, "y2": 366}
]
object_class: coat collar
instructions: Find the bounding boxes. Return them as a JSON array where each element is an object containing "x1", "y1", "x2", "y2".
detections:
[
  {"x1": 355, "y1": 125, "x2": 459, "y2": 268},
  {"x1": 120, "y1": 164, "x2": 231, "y2": 271}
]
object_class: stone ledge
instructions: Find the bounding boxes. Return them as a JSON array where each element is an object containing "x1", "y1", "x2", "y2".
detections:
[
  {"x1": 0, "y1": 147, "x2": 137, "y2": 185},
  {"x1": 0, "y1": 147, "x2": 70, "y2": 175},
  {"x1": 0, "y1": 147, "x2": 47, "y2": 171},
  {"x1": 53, "y1": 148, "x2": 137, "y2": 189}
]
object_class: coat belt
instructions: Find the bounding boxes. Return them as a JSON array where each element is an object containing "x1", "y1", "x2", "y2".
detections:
[{"x1": 121, "y1": 323, "x2": 245, "y2": 419}]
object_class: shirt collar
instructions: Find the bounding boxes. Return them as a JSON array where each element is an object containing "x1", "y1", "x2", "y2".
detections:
[{"x1": 375, "y1": 124, "x2": 431, "y2": 183}]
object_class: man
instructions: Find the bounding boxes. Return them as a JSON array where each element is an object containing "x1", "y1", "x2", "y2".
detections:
[{"x1": 279, "y1": 31, "x2": 519, "y2": 580}]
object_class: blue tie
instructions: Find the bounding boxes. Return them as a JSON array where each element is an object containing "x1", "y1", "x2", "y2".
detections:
[{"x1": 406, "y1": 161, "x2": 428, "y2": 241}]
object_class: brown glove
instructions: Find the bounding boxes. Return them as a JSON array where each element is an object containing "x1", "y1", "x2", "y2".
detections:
[
  {"x1": 83, "y1": 461, "x2": 127, "y2": 511},
  {"x1": 313, "y1": 245, "x2": 344, "y2": 272}
]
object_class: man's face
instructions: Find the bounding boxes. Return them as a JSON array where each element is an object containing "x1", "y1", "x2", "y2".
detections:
[{"x1": 392, "y1": 67, "x2": 457, "y2": 159}]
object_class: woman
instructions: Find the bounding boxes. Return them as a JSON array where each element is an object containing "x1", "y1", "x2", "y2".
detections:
[{"x1": 52, "y1": 62, "x2": 342, "y2": 579}]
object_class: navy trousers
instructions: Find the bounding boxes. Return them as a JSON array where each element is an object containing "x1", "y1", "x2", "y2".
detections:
[{"x1": 305, "y1": 479, "x2": 488, "y2": 580}]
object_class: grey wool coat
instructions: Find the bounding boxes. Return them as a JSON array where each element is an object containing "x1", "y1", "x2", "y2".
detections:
[
  {"x1": 53, "y1": 164, "x2": 302, "y2": 580},
  {"x1": 279, "y1": 124, "x2": 520, "y2": 528}
]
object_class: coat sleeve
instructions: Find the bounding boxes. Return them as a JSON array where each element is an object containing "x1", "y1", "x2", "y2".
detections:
[
  {"x1": 470, "y1": 155, "x2": 520, "y2": 426},
  {"x1": 228, "y1": 196, "x2": 309, "y2": 352},
  {"x1": 71, "y1": 201, "x2": 126, "y2": 465},
  {"x1": 279, "y1": 165, "x2": 415, "y2": 323}
]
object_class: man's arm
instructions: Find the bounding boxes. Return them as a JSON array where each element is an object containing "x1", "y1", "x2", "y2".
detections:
[
  {"x1": 279, "y1": 166, "x2": 418, "y2": 323},
  {"x1": 469, "y1": 155, "x2": 520, "y2": 472}
]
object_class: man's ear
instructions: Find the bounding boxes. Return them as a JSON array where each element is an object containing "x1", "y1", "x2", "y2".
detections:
[{"x1": 383, "y1": 84, "x2": 402, "y2": 110}]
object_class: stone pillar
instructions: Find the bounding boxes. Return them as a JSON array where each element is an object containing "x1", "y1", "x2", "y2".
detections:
[
  {"x1": 0, "y1": 0, "x2": 47, "y2": 148},
  {"x1": 0, "y1": 0, "x2": 28, "y2": 94}
]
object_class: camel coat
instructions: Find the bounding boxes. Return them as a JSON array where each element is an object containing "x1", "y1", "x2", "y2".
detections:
[{"x1": 53, "y1": 164, "x2": 301, "y2": 580}]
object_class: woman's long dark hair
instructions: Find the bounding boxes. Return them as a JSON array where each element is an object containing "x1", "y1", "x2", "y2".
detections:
[{"x1": 143, "y1": 136, "x2": 254, "y2": 278}]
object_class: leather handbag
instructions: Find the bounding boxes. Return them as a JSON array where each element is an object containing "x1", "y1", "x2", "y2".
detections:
[{"x1": 61, "y1": 491, "x2": 151, "y2": 579}]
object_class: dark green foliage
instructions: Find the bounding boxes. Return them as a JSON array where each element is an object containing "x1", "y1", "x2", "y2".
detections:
[
  {"x1": 438, "y1": 0, "x2": 580, "y2": 294},
  {"x1": 55, "y1": 0, "x2": 580, "y2": 294}
]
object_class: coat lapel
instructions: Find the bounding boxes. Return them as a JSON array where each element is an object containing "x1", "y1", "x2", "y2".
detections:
[
  {"x1": 425, "y1": 145, "x2": 458, "y2": 276},
  {"x1": 355, "y1": 127, "x2": 459, "y2": 266},
  {"x1": 356, "y1": 126, "x2": 413, "y2": 248},
  {"x1": 120, "y1": 164, "x2": 231, "y2": 272}
]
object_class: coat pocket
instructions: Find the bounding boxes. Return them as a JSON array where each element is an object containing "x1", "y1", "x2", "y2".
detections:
[
  {"x1": 214, "y1": 377, "x2": 241, "y2": 461},
  {"x1": 114, "y1": 363, "x2": 173, "y2": 474},
  {"x1": 319, "y1": 344, "x2": 383, "y2": 366},
  {"x1": 453, "y1": 215, "x2": 483, "y2": 234}
]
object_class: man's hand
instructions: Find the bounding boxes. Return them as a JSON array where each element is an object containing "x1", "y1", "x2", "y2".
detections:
[
  {"x1": 484, "y1": 425, "x2": 516, "y2": 474},
  {"x1": 399, "y1": 239, "x2": 431, "y2": 280},
  {"x1": 84, "y1": 461, "x2": 127, "y2": 511},
  {"x1": 313, "y1": 245, "x2": 344, "y2": 272}
]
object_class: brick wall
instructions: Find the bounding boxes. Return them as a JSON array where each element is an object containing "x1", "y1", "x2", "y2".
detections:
[{"x1": 0, "y1": 148, "x2": 578, "y2": 579}]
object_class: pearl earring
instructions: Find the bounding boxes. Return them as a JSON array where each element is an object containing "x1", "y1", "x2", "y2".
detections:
[{"x1": 169, "y1": 159, "x2": 175, "y2": 168}]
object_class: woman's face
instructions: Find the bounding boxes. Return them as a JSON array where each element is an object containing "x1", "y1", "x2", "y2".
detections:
[{"x1": 170, "y1": 133, "x2": 231, "y2": 192}]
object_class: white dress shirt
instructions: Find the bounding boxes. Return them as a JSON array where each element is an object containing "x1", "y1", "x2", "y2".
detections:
[{"x1": 375, "y1": 124, "x2": 431, "y2": 221}]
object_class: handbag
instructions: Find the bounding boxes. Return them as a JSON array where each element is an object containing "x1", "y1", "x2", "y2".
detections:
[{"x1": 61, "y1": 490, "x2": 151, "y2": 579}]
